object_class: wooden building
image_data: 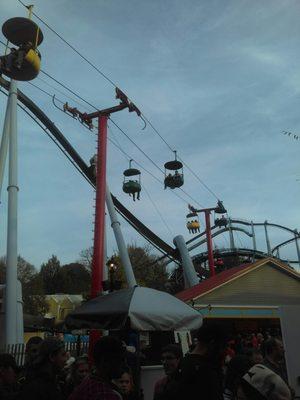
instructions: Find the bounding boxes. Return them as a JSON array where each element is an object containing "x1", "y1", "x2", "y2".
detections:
[{"x1": 176, "y1": 257, "x2": 300, "y2": 331}]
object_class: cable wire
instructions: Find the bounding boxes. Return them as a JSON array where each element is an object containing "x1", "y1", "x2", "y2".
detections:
[
  {"x1": 12, "y1": 3, "x2": 223, "y2": 202},
  {"x1": 0, "y1": 87, "x2": 94, "y2": 187},
  {"x1": 110, "y1": 119, "x2": 204, "y2": 208},
  {"x1": 142, "y1": 184, "x2": 173, "y2": 236},
  {"x1": 16, "y1": 0, "x2": 118, "y2": 88}
]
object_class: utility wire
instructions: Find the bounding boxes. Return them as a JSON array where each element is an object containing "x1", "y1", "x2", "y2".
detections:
[
  {"x1": 37, "y1": 75, "x2": 93, "y2": 111},
  {"x1": 40, "y1": 69, "x2": 99, "y2": 111},
  {"x1": 108, "y1": 130, "x2": 174, "y2": 236},
  {"x1": 142, "y1": 185, "x2": 173, "y2": 236},
  {"x1": 110, "y1": 119, "x2": 204, "y2": 208},
  {"x1": 16, "y1": 0, "x2": 118, "y2": 88},
  {"x1": 0, "y1": 34, "x2": 218, "y2": 205},
  {"x1": 0, "y1": 87, "x2": 93, "y2": 187},
  {"x1": 13, "y1": 3, "x2": 223, "y2": 202},
  {"x1": 108, "y1": 129, "x2": 196, "y2": 206},
  {"x1": 0, "y1": 30, "x2": 206, "y2": 211}
]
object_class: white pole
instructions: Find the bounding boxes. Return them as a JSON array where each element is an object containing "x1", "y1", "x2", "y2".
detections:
[
  {"x1": 0, "y1": 89, "x2": 11, "y2": 201},
  {"x1": 5, "y1": 80, "x2": 19, "y2": 345},
  {"x1": 174, "y1": 235, "x2": 199, "y2": 287},
  {"x1": 105, "y1": 184, "x2": 137, "y2": 287}
]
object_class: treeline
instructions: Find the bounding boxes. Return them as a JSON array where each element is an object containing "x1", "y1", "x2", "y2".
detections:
[{"x1": 0, "y1": 245, "x2": 172, "y2": 316}]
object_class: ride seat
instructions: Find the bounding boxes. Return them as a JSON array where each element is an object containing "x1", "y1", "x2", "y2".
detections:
[
  {"x1": 0, "y1": 47, "x2": 41, "y2": 81},
  {"x1": 123, "y1": 180, "x2": 141, "y2": 194}
]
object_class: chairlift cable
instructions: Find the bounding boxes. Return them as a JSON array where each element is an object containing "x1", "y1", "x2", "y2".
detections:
[
  {"x1": 1, "y1": 31, "x2": 206, "y2": 209},
  {"x1": 110, "y1": 119, "x2": 204, "y2": 208},
  {"x1": 142, "y1": 185, "x2": 173, "y2": 237},
  {"x1": 36, "y1": 76, "x2": 93, "y2": 111},
  {"x1": 11, "y1": 6, "x2": 224, "y2": 202},
  {"x1": 16, "y1": 0, "x2": 118, "y2": 88},
  {"x1": 108, "y1": 130, "x2": 202, "y2": 207},
  {"x1": 40, "y1": 69, "x2": 99, "y2": 111},
  {"x1": 0, "y1": 88, "x2": 93, "y2": 187}
]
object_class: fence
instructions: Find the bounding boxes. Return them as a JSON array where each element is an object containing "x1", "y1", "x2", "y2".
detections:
[{"x1": 0, "y1": 341, "x2": 89, "y2": 366}]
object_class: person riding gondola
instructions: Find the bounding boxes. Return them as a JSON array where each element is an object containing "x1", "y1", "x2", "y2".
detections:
[{"x1": 0, "y1": 17, "x2": 43, "y2": 82}]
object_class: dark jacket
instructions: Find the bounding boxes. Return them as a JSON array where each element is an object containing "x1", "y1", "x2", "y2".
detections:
[
  {"x1": 172, "y1": 354, "x2": 223, "y2": 400},
  {"x1": 18, "y1": 364, "x2": 65, "y2": 400}
]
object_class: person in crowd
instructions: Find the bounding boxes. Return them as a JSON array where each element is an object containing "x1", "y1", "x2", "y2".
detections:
[
  {"x1": 251, "y1": 334, "x2": 258, "y2": 349},
  {"x1": 19, "y1": 337, "x2": 68, "y2": 400},
  {"x1": 223, "y1": 355, "x2": 252, "y2": 400},
  {"x1": 246, "y1": 349, "x2": 264, "y2": 366},
  {"x1": 262, "y1": 338, "x2": 287, "y2": 382},
  {"x1": 0, "y1": 353, "x2": 20, "y2": 399},
  {"x1": 256, "y1": 334, "x2": 264, "y2": 350},
  {"x1": 24, "y1": 336, "x2": 44, "y2": 367},
  {"x1": 172, "y1": 322, "x2": 227, "y2": 400},
  {"x1": 64, "y1": 355, "x2": 89, "y2": 397},
  {"x1": 236, "y1": 364, "x2": 291, "y2": 400},
  {"x1": 114, "y1": 367, "x2": 140, "y2": 400},
  {"x1": 68, "y1": 336, "x2": 125, "y2": 400},
  {"x1": 153, "y1": 344, "x2": 182, "y2": 400},
  {"x1": 224, "y1": 340, "x2": 236, "y2": 366}
]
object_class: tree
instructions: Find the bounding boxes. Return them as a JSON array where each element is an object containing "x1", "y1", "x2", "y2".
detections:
[
  {"x1": 112, "y1": 244, "x2": 169, "y2": 291},
  {"x1": 40, "y1": 255, "x2": 61, "y2": 294},
  {"x1": 0, "y1": 255, "x2": 48, "y2": 316},
  {"x1": 58, "y1": 263, "x2": 91, "y2": 294},
  {"x1": 78, "y1": 247, "x2": 93, "y2": 272},
  {"x1": 166, "y1": 265, "x2": 185, "y2": 294}
]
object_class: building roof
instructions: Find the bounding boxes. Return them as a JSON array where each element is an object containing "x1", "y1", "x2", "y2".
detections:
[
  {"x1": 45, "y1": 294, "x2": 83, "y2": 304},
  {"x1": 176, "y1": 257, "x2": 300, "y2": 303}
]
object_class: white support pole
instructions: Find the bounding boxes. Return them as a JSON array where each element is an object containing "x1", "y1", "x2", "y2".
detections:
[
  {"x1": 105, "y1": 184, "x2": 137, "y2": 288},
  {"x1": 0, "y1": 89, "x2": 11, "y2": 201},
  {"x1": 264, "y1": 221, "x2": 272, "y2": 255},
  {"x1": 174, "y1": 235, "x2": 199, "y2": 288},
  {"x1": 228, "y1": 218, "x2": 235, "y2": 250},
  {"x1": 5, "y1": 80, "x2": 19, "y2": 345}
]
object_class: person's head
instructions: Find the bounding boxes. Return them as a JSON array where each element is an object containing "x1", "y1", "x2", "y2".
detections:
[
  {"x1": 71, "y1": 356, "x2": 89, "y2": 383},
  {"x1": 0, "y1": 354, "x2": 19, "y2": 385},
  {"x1": 115, "y1": 368, "x2": 134, "y2": 395},
  {"x1": 93, "y1": 336, "x2": 125, "y2": 380},
  {"x1": 246, "y1": 349, "x2": 264, "y2": 365},
  {"x1": 25, "y1": 336, "x2": 43, "y2": 365},
  {"x1": 224, "y1": 355, "x2": 252, "y2": 392},
  {"x1": 194, "y1": 322, "x2": 227, "y2": 363},
  {"x1": 237, "y1": 364, "x2": 291, "y2": 400},
  {"x1": 257, "y1": 334, "x2": 264, "y2": 343},
  {"x1": 35, "y1": 337, "x2": 67, "y2": 372},
  {"x1": 161, "y1": 344, "x2": 182, "y2": 376},
  {"x1": 264, "y1": 338, "x2": 284, "y2": 362}
]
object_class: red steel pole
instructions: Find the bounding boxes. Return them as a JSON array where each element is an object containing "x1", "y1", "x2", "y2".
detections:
[
  {"x1": 91, "y1": 115, "x2": 108, "y2": 297},
  {"x1": 89, "y1": 115, "x2": 108, "y2": 359},
  {"x1": 204, "y1": 210, "x2": 215, "y2": 277}
]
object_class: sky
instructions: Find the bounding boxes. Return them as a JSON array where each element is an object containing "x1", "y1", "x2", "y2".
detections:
[{"x1": 0, "y1": 0, "x2": 299, "y2": 272}]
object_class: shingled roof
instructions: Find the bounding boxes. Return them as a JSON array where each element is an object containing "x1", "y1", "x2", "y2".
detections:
[{"x1": 176, "y1": 257, "x2": 300, "y2": 303}]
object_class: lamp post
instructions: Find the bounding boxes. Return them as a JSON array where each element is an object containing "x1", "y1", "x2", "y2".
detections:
[
  {"x1": 108, "y1": 259, "x2": 118, "y2": 293},
  {"x1": 188, "y1": 200, "x2": 227, "y2": 277}
]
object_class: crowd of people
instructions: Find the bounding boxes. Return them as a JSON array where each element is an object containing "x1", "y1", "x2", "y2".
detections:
[{"x1": 0, "y1": 325, "x2": 293, "y2": 400}]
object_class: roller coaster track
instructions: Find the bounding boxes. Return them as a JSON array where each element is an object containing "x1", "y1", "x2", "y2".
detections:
[
  {"x1": 186, "y1": 218, "x2": 300, "y2": 266},
  {"x1": 1, "y1": 78, "x2": 299, "y2": 268},
  {"x1": 0, "y1": 77, "x2": 177, "y2": 260}
]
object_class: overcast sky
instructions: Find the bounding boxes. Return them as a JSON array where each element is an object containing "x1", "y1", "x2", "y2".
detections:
[{"x1": 0, "y1": 0, "x2": 299, "y2": 271}]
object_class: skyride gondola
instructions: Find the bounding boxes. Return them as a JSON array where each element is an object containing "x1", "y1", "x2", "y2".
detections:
[
  {"x1": 186, "y1": 212, "x2": 200, "y2": 234},
  {"x1": 122, "y1": 160, "x2": 141, "y2": 201},
  {"x1": 0, "y1": 17, "x2": 43, "y2": 81},
  {"x1": 164, "y1": 150, "x2": 184, "y2": 189}
]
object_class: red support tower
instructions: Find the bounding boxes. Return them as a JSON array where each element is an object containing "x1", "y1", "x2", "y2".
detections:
[{"x1": 188, "y1": 200, "x2": 227, "y2": 278}]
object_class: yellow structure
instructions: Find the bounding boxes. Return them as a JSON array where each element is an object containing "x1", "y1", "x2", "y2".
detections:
[{"x1": 45, "y1": 294, "x2": 83, "y2": 323}]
